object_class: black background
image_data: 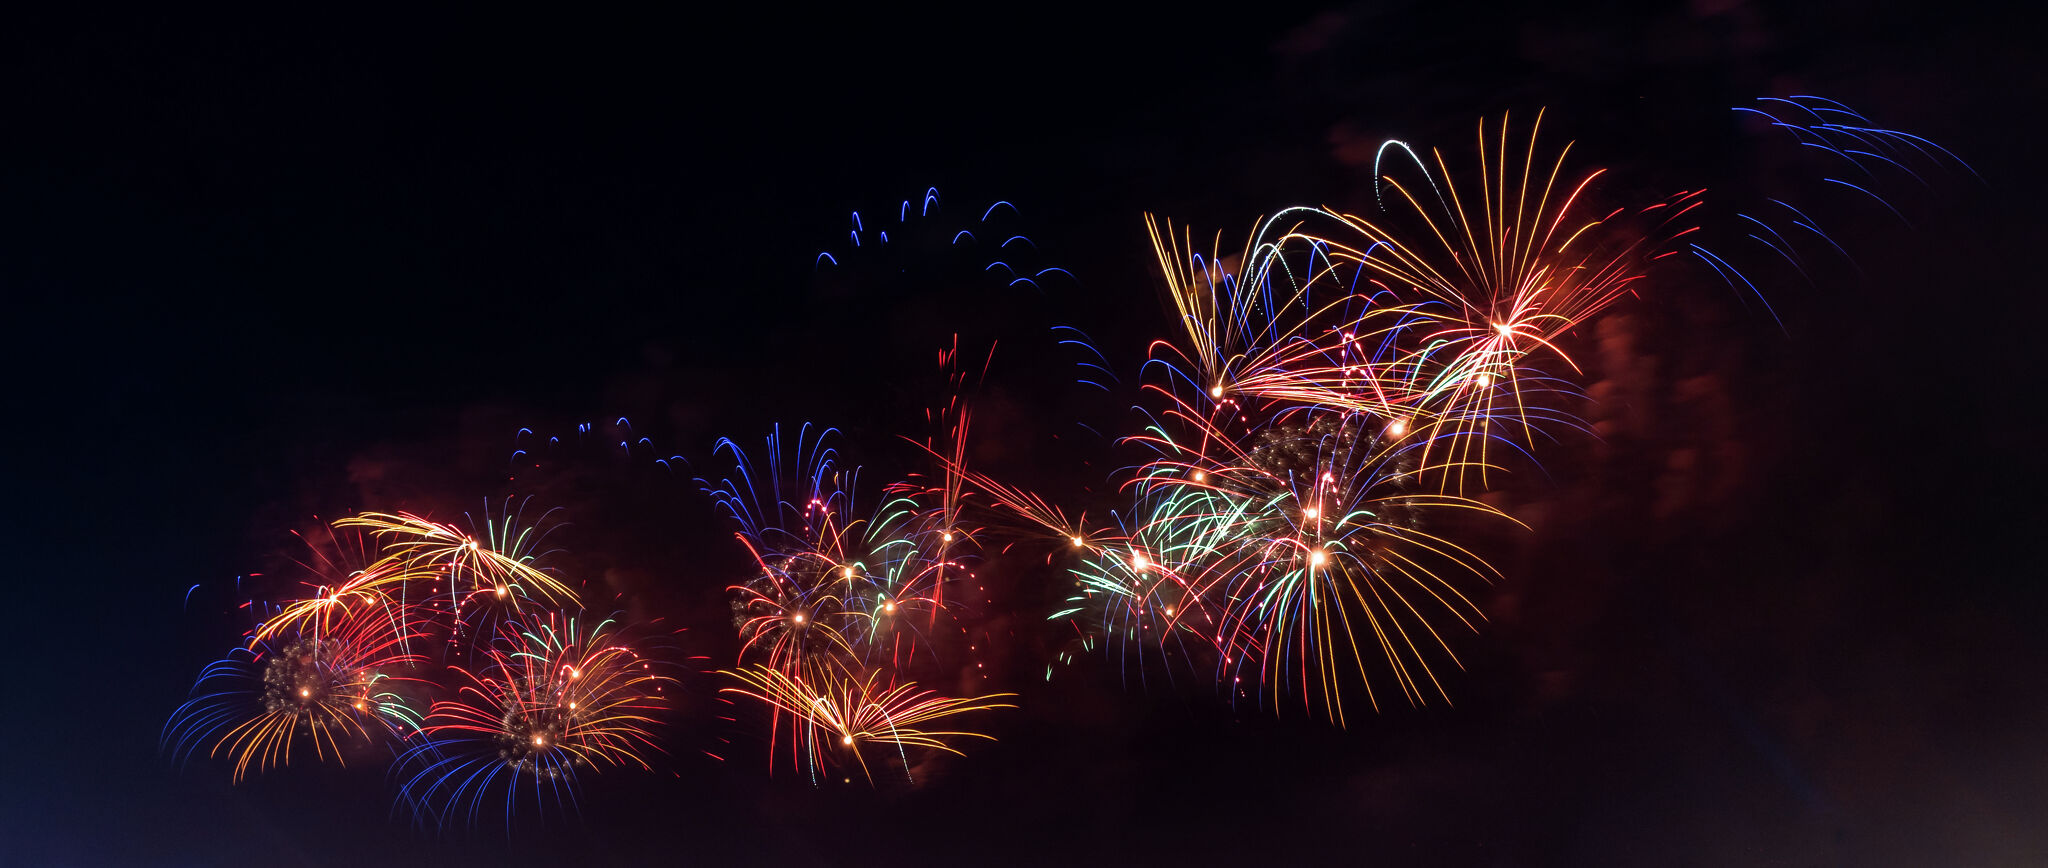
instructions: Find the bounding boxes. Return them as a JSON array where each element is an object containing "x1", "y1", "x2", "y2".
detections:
[{"x1": 4, "y1": 3, "x2": 2043, "y2": 865}]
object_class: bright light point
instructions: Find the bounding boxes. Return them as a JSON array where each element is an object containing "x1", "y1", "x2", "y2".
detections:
[
  {"x1": 883, "y1": 601, "x2": 896, "y2": 613},
  {"x1": 495, "y1": 586, "x2": 507, "y2": 596},
  {"x1": 1310, "y1": 550, "x2": 1328, "y2": 568},
  {"x1": 1389, "y1": 418, "x2": 1408, "y2": 437},
  {"x1": 1303, "y1": 507, "x2": 1319, "y2": 519},
  {"x1": 942, "y1": 531, "x2": 953, "y2": 542},
  {"x1": 1131, "y1": 552, "x2": 1149, "y2": 571},
  {"x1": 1071, "y1": 535, "x2": 1085, "y2": 547},
  {"x1": 792, "y1": 613, "x2": 806, "y2": 624},
  {"x1": 841, "y1": 566, "x2": 853, "y2": 579},
  {"x1": 1163, "y1": 606, "x2": 1175, "y2": 617},
  {"x1": 841, "y1": 734, "x2": 854, "y2": 746},
  {"x1": 354, "y1": 701, "x2": 364, "y2": 710},
  {"x1": 1193, "y1": 471, "x2": 1207, "y2": 482},
  {"x1": 1476, "y1": 373, "x2": 1494, "y2": 387},
  {"x1": 1493, "y1": 321, "x2": 1512, "y2": 335},
  {"x1": 1210, "y1": 384, "x2": 1224, "y2": 399},
  {"x1": 568, "y1": 701, "x2": 577, "y2": 709},
  {"x1": 299, "y1": 688, "x2": 310, "y2": 698},
  {"x1": 569, "y1": 668, "x2": 580, "y2": 679},
  {"x1": 534, "y1": 735, "x2": 545, "y2": 747}
]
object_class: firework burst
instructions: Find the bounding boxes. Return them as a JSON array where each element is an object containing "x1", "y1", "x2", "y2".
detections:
[
  {"x1": 1145, "y1": 113, "x2": 1703, "y2": 495},
  {"x1": 335, "y1": 501, "x2": 578, "y2": 644},
  {"x1": 395, "y1": 614, "x2": 672, "y2": 828},
  {"x1": 721, "y1": 660, "x2": 1013, "y2": 785},
  {"x1": 701, "y1": 424, "x2": 970, "y2": 673},
  {"x1": 165, "y1": 595, "x2": 430, "y2": 782},
  {"x1": 1033, "y1": 114, "x2": 1689, "y2": 719}
]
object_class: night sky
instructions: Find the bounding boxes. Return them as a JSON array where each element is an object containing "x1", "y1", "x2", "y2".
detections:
[{"x1": 5, "y1": 3, "x2": 2044, "y2": 866}]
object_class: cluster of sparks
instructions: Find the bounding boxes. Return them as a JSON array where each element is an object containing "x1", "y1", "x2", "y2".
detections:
[
  {"x1": 968, "y1": 103, "x2": 1960, "y2": 723},
  {"x1": 1110, "y1": 113, "x2": 1665, "y2": 720},
  {"x1": 165, "y1": 506, "x2": 674, "y2": 830},
  {"x1": 168, "y1": 102, "x2": 1961, "y2": 818},
  {"x1": 701, "y1": 403, "x2": 1016, "y2": 784}
]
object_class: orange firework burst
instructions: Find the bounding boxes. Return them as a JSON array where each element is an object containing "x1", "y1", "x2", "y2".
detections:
[
  {"x1": 336, "y1": 503, "x2": 580, "y2": 613},
  {"x1": 722, "y1": 659, "x2": 1013, "y2": 784}
]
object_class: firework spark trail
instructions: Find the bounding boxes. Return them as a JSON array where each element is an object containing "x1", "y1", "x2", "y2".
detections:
[
  {"x1": 814, "y1": 188, "x2": 1077, "y2": 293},
  {"x1": 1717, "y1": 95, "x2": 1973, "y2": 299},
  {"x1": 891, "y1": 335, "x2": 998, "y2": 632},
  {"x1": 509, "y1": 417, "x2": 691, "y2": 481},
  {"x1": 721, "y1": 659, "x2": 1014, "y2": 784},
  {"x1": 251, "y1": 525, "x2": 436, "y2": 645},
  {"x1": 336, "y1": 503, "x2": 579, "y2": 621},
  {"x1": 930, "y1": 454, "x2": 1109, "y2": 558}
]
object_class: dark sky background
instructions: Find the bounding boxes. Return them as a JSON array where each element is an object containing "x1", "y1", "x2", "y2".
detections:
[{"x1": 4, "y1": 3, "x2": 2043, "y2": 866}]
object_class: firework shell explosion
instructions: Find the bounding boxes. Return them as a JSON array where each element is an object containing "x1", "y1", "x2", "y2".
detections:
[
  {"x1": 395, "y1": 614, "x2": 675, "y2": 829},
  {"x1": 164, "y1": 589, "x2": 431, "y2": 783},
  {"x1": 972, "y1": 105, "x2": 1963, "y2": 723},
  {"x1": 1047, "y1": 118, "x2": 1646, "y2": 719},
  {"x1": 165, "y1": 107, "x2": 1965, "y2": 818},
  {"x1": 700, "y1": 417, "x2": 1016, "y2": 780},
  {"x1": 169, "y1": 508, "x2": 680, "y2": 823}
]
